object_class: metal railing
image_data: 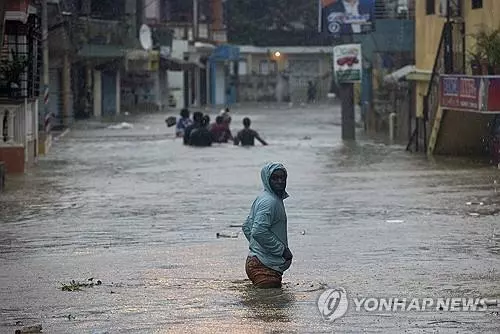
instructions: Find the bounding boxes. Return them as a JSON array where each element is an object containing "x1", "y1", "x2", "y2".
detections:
[
  {"x1": 0, "y1": 15, "x2": 41, "y2": 99},
  {"x1": 75, "y1": 17, "x2": 133, "y2": 46},
  {"x1": 374, "y1": 0, "x2": 416, "y2": 20}
]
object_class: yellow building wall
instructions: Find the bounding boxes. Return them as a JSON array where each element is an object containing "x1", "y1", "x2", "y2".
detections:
[
  {"x1": 414, "y1": 0, "x2": 445, "y2": 118},
  {"x1": 414, "y1": 0, "x2": 500, "y2": 154},
  {"x1": 414, "y1": 0, "x2": 500, "y2": 118}
]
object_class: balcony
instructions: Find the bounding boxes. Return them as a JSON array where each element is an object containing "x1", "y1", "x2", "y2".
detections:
[
  {"x1": 165, "y1": 22, "x2": 227, "y2": 44},
  {"x1": 76, "y1": 17, "x2": 134, "y2": 46},
  {"x1": 74, "y1": 16, "x2": 136, "y2": 59},
  {"x1": 375, "y1": 0, "x2": 415, "y2": 19}
]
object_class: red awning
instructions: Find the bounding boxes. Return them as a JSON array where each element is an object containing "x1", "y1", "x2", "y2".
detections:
[{"x1": 5, "y1": 0, "x2": 31, "y2": 23}]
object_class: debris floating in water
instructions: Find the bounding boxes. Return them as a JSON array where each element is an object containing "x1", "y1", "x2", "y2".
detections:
[
  {"x1": 15, "y1": 324, "x2": 42, "y2": 334},
  {"x1": 107, "y1": 122, "x2": 133, "y2": 130},
  {"x1": 216, "y1": 232, "x2": 238, "y2": 239},
  {"x1": 466, "y1": 202, "x2": 484, "y2": 206}
]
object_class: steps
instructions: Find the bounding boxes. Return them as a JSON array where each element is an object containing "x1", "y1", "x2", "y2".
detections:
[{"x1": 427, "y1": 107, "x2": 444, "y2": 155}]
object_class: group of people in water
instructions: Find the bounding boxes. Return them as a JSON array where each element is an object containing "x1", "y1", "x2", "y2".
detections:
[{"x1": 174, "y1": 108, "x2": 268, "y2": 147}]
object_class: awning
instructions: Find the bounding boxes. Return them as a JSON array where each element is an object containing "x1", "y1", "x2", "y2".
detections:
[
  {"x1": 384, "y1": 65, "x2": 415, "y2": 83},
  {"x1": 384, "y1": 65, "x2": 433, "y2": 83},
  {"x1": 406, "y1": 70, "x2": 433, "y2": 82},
  {"x1": 160, "y1": 55, "x2": 205, "y2": 71}
]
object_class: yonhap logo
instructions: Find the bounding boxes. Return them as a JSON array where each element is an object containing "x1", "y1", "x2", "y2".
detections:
[{"x1": 317, "y1": 287, "x2": 349, "y2": 322}]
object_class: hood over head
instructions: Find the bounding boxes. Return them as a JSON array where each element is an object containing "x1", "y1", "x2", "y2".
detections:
[{"x1": 261, "y1": 162, "x2": 289, "y2": 199}]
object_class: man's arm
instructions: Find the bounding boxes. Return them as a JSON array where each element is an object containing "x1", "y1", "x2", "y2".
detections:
[
  {"x1": 251, "y1": 200, "x2": 285, "y2": 257},
  {"x1": 254, "y1": 131, "x2": 268, "y2": 146},
  {"x1": 242, "y1": 215, "x2": 252, "y2": 241},
  {"x1": 233, "y1": 131, "x2": 241, "y2": 145}
]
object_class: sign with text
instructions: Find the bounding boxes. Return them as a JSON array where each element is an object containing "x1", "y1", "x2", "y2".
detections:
[
  {"x1": 439, "y1": 75, "x2": 483, "y2": 111},
  {"x1": 439, "y1": 75, "x2": 500, "y2": 113},
  {"x1": 318, "y1": 0, "x2": 375, "y2": 36},
  {"x1": 333, "y1": 44, "x2": 362, "y2": 83}
]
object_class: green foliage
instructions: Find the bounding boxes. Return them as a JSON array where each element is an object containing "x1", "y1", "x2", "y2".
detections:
[
  {"x1": 470, "y1": 25, "x2": 500, "y2": 70},
  {"x1": 0, "y1": 50, "x2": 28, "y2": 87},
  {"x1": 226, "y1": 0, "x2": 330, "y2": 46}
]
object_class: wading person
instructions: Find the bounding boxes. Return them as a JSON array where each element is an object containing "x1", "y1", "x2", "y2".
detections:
[
  {"x1": 234, "y1": 117, "x2": 268, "y2": 146},
  {"x1": 183, "y1": 111, "x2": 203, "y2": 145},
  {"x1": 242, "y1": 163, "x2": 292, "y2": 288}
]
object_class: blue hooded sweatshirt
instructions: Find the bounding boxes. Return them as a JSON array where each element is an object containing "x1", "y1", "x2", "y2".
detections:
[{"x1": 242, "y1": 162, "x2": 291, "y2": 273}]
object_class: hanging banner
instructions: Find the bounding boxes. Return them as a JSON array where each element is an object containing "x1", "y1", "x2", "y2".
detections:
[
  {"x1": 440, "y1": 75, "x2": 482, "y2": 111},
  {"x1": 440, "y1": 75, "x2": 500, "y2": 113},
  {"x1": 333, "y1": 44, "x2": 362, "y2": 83},
  {"x1": 318, "y1": 0, "x2": 376, "y2": 36}
]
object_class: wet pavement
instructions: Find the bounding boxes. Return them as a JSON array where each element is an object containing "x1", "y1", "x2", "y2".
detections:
[{"x1": 1, "y1": 103, "x2": 500, "y2": 333}]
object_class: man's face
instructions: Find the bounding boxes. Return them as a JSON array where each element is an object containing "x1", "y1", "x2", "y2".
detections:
[{"x1": 270, "y1": 169, "x2": 287, "y2": 196}]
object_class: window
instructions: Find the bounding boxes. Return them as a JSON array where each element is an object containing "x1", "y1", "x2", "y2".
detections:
[
  {"x1": 426, "y1": 0, "x2": 435, "y2": 15},
  {"x1": 259, "y1": 61, "x2": 277, "y2": 75},
  {"x1": 439, "y1": 0, "x2": 462, "y2": 17},
  {"x1": 472, "y1": 0, "x2": 483, "y2": 9}
]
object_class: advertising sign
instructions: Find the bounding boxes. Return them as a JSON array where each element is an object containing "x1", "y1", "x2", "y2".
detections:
[
  {"x1": 439, "y1": 75, "x2": 483, "y2": 111},
  {"x1": 440, "y1": 75, "x2": 500, "y2": 113},
  {"x1": 486, "y1": 78, "x2": 500, "y2": 112},
  {"x1": 318, "y1": 0, "x2": 375, "y2": 36},
  {"x1": 333, "y1": 44, "x2": 362, "y2": 83}
]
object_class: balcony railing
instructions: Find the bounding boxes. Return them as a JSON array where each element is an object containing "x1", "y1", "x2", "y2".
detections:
[
  {"x1": 375, "y1": 0, "x2": 415, "y2": 20},
  {"x1": 165, "y1": 22, "x2": 227, "y2": 43},
  {"x1": 75, "y1": 16, "x2": 134, "y2": 47}
]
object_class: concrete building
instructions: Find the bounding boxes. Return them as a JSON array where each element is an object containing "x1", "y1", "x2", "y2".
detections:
[
  {"x1": 159, "y1": 0, "x2": 231, "y2": 109},
  {"x1": 0, "y1": 0, "x2": 41, "y2": 174},
  {"x1": 237, "y1": 46, "x2": 333, "y2": 103},
  {"x1": 408, "y1": 0, "x2": 500, "y2": 158},
  {"x1": 355, "y1": 0, "x2": 416, "y2": 141}
]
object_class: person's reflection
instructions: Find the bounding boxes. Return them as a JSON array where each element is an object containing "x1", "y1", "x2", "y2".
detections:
[{"x1": 240, "y1": 283, "x2": 295, "y2": 323}]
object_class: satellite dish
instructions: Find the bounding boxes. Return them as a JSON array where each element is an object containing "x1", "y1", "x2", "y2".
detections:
[{"x1": 139, "y1": 24, "x2": 153, "y2": 50}]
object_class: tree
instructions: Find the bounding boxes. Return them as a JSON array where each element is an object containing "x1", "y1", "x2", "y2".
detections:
[{"x1": 226, "y1": 0, "x2": 335, "y2": 46}]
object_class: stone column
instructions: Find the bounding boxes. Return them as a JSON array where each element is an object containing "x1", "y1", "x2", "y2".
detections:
[
  {"x1": 115, "y1": 70, "x2": 121, "y2": 115},
  {"x1": 62, "y1": 52, "x2": 72, "y2": 127},
  {"x1": 194, "y1": 67, "x2": 201, "y2": 107},
  {"x1": 6, "y1": 109, "x2": 15, "y2": 143},
  {"x1": 93, "y1": 70, "x2": 102, "y2": 117},
  {"x1": 0, "y1": 108, "x2": 5, "y2": 142}
]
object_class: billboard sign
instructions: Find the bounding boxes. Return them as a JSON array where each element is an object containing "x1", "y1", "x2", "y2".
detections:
[
  {"x1": 318, "y1": 0, "x2": 376, "y2": 36},
  {"x1": 440, "y1": 75, "x2": 483, "y2": 111},
  {"x1": 333, "y1": 44, "x2": 362, "y2": 83}
]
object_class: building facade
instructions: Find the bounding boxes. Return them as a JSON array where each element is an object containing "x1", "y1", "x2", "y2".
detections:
[
  {"x1": 410, "y1": 0, "x2": 500, "y2": 157},
  {"x1": 237, "y1": 46, "x2": 333, "y2": 103},
  {"x1": 0, "y1": 0, "x2": 41, "y2": 174}
]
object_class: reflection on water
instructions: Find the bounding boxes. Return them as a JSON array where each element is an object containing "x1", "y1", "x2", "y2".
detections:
[{"x1": 239, "y1": 284, "x2": 296, "y2": 323}]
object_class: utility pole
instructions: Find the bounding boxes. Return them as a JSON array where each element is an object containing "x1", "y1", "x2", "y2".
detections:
[
  {"x1": 339, "y1": 35, "x2": 356, "y2": 141},
  {"x1": 41, "y1": 0, "x2": 50, "y2": 133},
  {"x1": 193, "y1": 0, "x2": 199, "y2": 40}
]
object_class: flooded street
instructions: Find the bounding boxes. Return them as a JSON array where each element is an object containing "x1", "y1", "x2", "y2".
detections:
[{"x1": 1, "y1": 103, "x2": 500, "y2": 333}]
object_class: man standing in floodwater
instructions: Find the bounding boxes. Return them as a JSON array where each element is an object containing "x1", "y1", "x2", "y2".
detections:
[
  {"x1": 234, "y1": 117, "x2": 268, "y2": 146},
  {"x1": 243, "y1": 163, "x2": 292, "y2": 288}
]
